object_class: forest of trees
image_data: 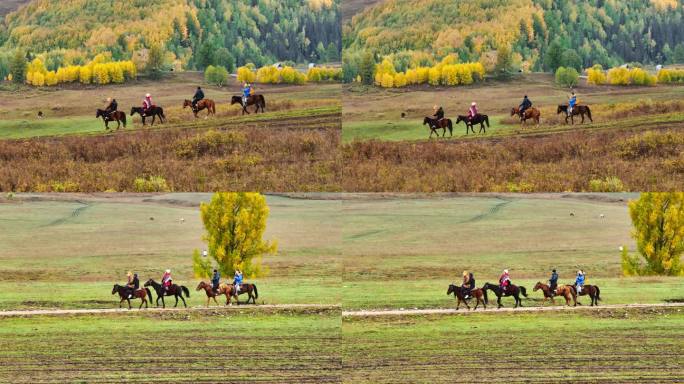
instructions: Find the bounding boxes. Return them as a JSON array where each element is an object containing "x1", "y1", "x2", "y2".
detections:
[
  {"x1": 0, "y1": 0, "x2": 340, "y2": 80},
  {"x1": 343, "y1": 0, "x2": 684, "y2": 81}
]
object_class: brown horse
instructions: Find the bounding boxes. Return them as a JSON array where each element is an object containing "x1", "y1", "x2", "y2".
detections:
[
  {"x1": 112, "y1": 284, "x2": 152, "y2": 309},
  {"x1": 183, "y1": 99, "x2": 216, "y2": 118},
  {"x1": 231, "y1": 95, "x2": 266, "y2": 114},
  {"x1": 572, "y1": 284, "x2": 601, "y2": 306},
  {"x1": 557, "y1": 104, "x2": 593, "y2": 125},
  {"x1": 196, "y1": 281, "x2": 222, "y2": 307},
  {"x1": 447, "y1": 283, "x2": 486, "y2": 310},
  {"x1": 423, "y1": 116, "x2": 453, "y2": 138},
  {"x1": 96, "y1": 109, "x2": 127, "y2": 130},
  {"x1": 533, "y1": 282, "x2": 576, "y2": 306},
  {"x1": 226, "y1": 283, "x2": 259, "y2": 305},
  {"x1": 511, "y1": 107, "x2": 541, "y2": 126}
]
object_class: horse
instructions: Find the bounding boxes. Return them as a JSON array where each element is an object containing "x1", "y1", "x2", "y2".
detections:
[
  {"x1": 510, "y1": 107, "x2": 541, "y2": 126},
  {"x1": 423, "y1": 116, "x2": 453, "y2": 138},
  {"x1": 143, "y1": 279, "x2": 190, "y2": 308},
  {"x1": 533, "y1": 282, "x2": 576, "y2": 306},
  {"x1": 130, "y1": 106, "x2": 166, "y2": 126},
  {"x1": 557, "y1": 104, "x2": 592, "y2": 125},
  {"x1": 183, "y1": 99, "x2": 216, "y2": 118},
  {"x1": 456, "y1": 114, "x2": 489, "y2": 134},
  {"x1": 196, "y1": 281, "x2": 225, "y2": 307},
  {"x1": 225, "y1": 282, "x2": 259, "y2": 305},
  {"x1": 482, "y1": 282, "x2": 527, "y2": 308},
  {"x1": 447, "y1": 283, "x2": 486, "y2": 310},
  {"x1": 96, "y1": 109, "x2": 127, "y2": 130},
  {"x1": 571, "y1": 284, "x2": 601, "y2": 306},
  {"x1": 231, "y1": 95, "x2": 266, "y2": 114},
  {"x1": 111, "y1": 284, "x2": 152, "y2": 310}
]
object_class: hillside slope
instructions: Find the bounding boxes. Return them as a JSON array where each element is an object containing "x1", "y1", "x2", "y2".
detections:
[
  {"x1": 0, "y1": 0, "x2": 340, "y2": 71},
  {"x1": 0, "y1": 0, "x2": 30, "y2": 17},
  {"x1": 343, "y1": 0, "x2": 684, "y2": 72}
]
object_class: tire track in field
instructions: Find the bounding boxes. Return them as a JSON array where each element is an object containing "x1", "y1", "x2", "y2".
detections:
[
  {"x1": 41, "y1": 200, "x2": 91, "y2": 227},
  {"x1": 0, "y1": 303, "x2": 339, "y2": 317},
  {"x1": 461, "y1": 197, "x2": 513, "y2": 224},
  {"x1": 342, "y1": 302, "x2": 684, "y2": 317}
]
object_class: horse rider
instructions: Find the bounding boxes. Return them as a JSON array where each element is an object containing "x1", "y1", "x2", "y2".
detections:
[
  {"x1": 233, "y1": 268, "x2": 243, "y2": 298},
  {"x1": 575, "y1": 269, "x2": 585, "y2": 294},
  {"x1": 468, "y1": 102, "x2": 478, "y2": 123},
  {"x1": 499, "y1": 269, "x2": 511, "y2": 294},
  {"x1": 162, "y1": 269, "x2": 172, "y2": 292},
  {"x1": 125, "y1": 271, "x2": 138, "y2": 299},
  {"x1": 104, "y1": 97, "x2": 118, "y2": 119},
  {"x1": 519, "y1": 95, "x2": 532, "y2": 119},
  {"x1": 549, "y1": 269, "x2": 558, "y2": 295},
  {"x1": 211, "y1": 268, "x2": 221, "y2": 294},
  {"x1": 461, "y1": 271, "x2": 475, "y2": 299},
  {"x1": 433, "y1": 105, "x2": 445, "y2": 122},
  {"x1": 242, "y1": 82, "x2": 252, "y2": 106},
  {"x1": 568, "y1": 91, "x2": 577, "y2": 115},
  {"x1": 142, "y1": 93, "x2": 153, "y2": 115},
  {"x1": 192, "y1": 86, "x2": 204, "y2": 111}
]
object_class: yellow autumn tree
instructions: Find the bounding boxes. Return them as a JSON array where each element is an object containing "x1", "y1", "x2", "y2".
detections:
[
  {"x1": 622, "y1": 193, "x2": 684, "y2": 276},
  {"x1": 587, "y1": 64, "x2": 607, "y2": 85},
  {"x1": 237, "y1": 66, "x2": 256, "y2": 83},
  {"x1": 197, "y1": 192, "x2": 277, "y2": 279}
]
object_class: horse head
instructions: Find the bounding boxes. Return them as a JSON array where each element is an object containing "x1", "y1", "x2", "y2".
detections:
[
  {"x1": 112, "y1": 284, "x2": 119, "y2": 295},
  {"x1": 533, "y1": 282, "x2": 543, "y2": 291},
  {"x1": 231, "y1": 96, "x2": 241, "y2": 105},
  {"x1": 447, "y1": 284, "x2": 456, "y2": 296},
  {"x1": 183, "y1": 100, "x2": 191, "y2": 108},
  {"x1": 130, "y1": 107, "x2": 137, "y2": 116},
  {"x1": 96, "y1": 109, "x2": 103, "y2": 118},
  {"x1": 510, "y1": 108, "x2": 517, "y2": 116},
  {"x1": 196, "y1": 281, "x2": 206, "y2": 291},
  {"x1": 556, "y1": 105, "x2": 564, "y2": 114},
  {"x1": 143, "y1": 279, "x2": 154, "y2": 287}
]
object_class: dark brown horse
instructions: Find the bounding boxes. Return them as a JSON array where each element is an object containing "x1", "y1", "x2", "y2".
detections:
[
  {"x1": 533, "y1": 282, "x2": 576, "y2": 306},
  {"x1": 231, "y1": 95, "x2": 266, "y2": 114},
  {"x1": 423, "y1": 116, "x2": 453, "y2": 138},
  {"x1": 130, "y1": 106, "x2": 166, "y2": 126},
  {"x1": 226, "y1": 283, "x2": 259, "y2": 305},
  {"x1": 183, "y1": 99, "x2": 216, "y2": 118},
  {"x1": 144, "y1": 279, "x2": 189, "y2": 308},
  {"x1": 447, "y1": 283, "x2": 486, "y2": 310},
  {"x1": 112, "y1": 284, "x2": 152, "y2": 309},
  {"x1": 482, "y1": 282, "x2": 527, "y2": 308},
  {"x1": 571, "y1": 284, "x2": 601, "y2": 306},
  {"x1": 196, "y1": 281, "x2": 223, "y2": 307},
  {"x1": 511, "y1": 107, "x2": 541, "y2": 126},
  {"x1": 96, "y1": 109, "x2": 127, "y2": 130},
  {"x1": 456, "y1": 114, "x2": 489, "y2": 134},
  {"x1": 557, "y1": 104, "x2": 593, "y2": 125}
]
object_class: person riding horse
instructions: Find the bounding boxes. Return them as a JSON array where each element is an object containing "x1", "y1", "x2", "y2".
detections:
[
  {"x1": 468, "y1": 102, "x2": 478, "y2": 123},
  {"x1": 568, "y1": 91, "x2": 577, "y2": 115},
  {"x1": 192, "y1": 86, "x2": 205, "y2": 112},
  {"x1": 142, "y1": 93, "x2": 154, "y2": 115},
  {"x1": 104, "y1": 97, "x2": 118, "y2": 119},
  {"x1": 243, "y1": 83, "x2": 252, "y2": 106},
  {"x1": 162, "y1": 269, "x2": 172, "y2": 292},
  {"x1": 125, "y1": 271, "x2": 139, "y2": 299},
  {"x1": 433, "y1": 105, "x2": 445, "y2": 122},
  {"x1": 211, "y1": 269, "x2": 221, "y2": 295},
  {"x1": 233, "y1": 268, "x2": 243, "y2": 298},
  {"x1": 499, "y1": 269, "x2": 511, "y2": 294},
  {"x1": 575, "y1": 269, "x2": 585, "y2": 294},
  {"x1": 461, "y1": 271, "x2": 475, "y2": 299},
  {"x1": 519, "y1": 95, "x2": 532, "y2": 119},
  {"x1": 549, "y1": 269, "x2": 559, "y2": 295}
]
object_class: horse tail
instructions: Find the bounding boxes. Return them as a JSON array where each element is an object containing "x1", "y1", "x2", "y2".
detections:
[
  {"x1": 482, "y1": 287, "x2": 488, "y2": 304},
  {"x1": 182, "y1": 285, "x2": 190, "y2": 298},
  {"x1": 586, "y1": 106, "x2": 592, "y2": 121},
  {"x1": 260, "y1": 95, "x2": 266, "y2": 111},
  {"x1": 519, "y1": 286, "x2": 528, "y2": 297},
  {"x1": 145, "y1": 288, "x2": 152, "y2": 302},
  {"x1": 253, "y1": 284, "x2": 258, "y2": 300},
  {"x1": 485, "y1": 115, "x2": 490, "y2": 127},
  {"x1": 595, "y1": 285, "x2": 601, "y2": 301},
  {"x1": 122, "y1": 113, "x2": 127, "y2": 128}
]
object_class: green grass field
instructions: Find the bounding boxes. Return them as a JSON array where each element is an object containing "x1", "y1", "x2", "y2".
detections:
[
  {"x1": 341, "y1": 194, "x2": 684, "y2": 310},
  {"x1": 0, "y1": 308, "x2": 341, "y2": 383},
  {"x1": 0, "y1": 194, "x2": 340, "y2": 310},
  {"x1": 342, "y1": 307, "x2": 684, "y2": 383}
]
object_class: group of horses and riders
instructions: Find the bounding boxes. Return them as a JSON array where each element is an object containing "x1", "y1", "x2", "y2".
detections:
[
  {"x1": 112, "y1": 268, "x2": 258, "y2": 310},
  {"x1": 424, "y1": 102, "x2": 490, "y2": 137},
  {"x1": 446, "y1": 269, "x2": 600, "y2": 311},
  {"x1": 424, "y1": 91, "x2": 592, "y2": 137},
  {"x1": 96, "y1": 82, "x2": 267, "y2": 130}
]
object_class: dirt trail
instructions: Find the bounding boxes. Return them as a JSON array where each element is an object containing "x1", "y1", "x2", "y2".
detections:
[
  {"x1": 0, "y1": 304, "x2": 338, "y2": 317},
  {"x1": 343, "y1": 302, "x2": 684, "y2": 317}
]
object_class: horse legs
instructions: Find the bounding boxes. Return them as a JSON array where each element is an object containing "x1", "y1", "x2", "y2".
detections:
[
  {"x1": 174, "y1": 294, "x2": 179, "y2": 308},
  {"x1": 212, "y1": 296, "x2": 219, "y2": 306},
  {"x1": 161, "y1": 296, "x2": 166, "y2": 309},
  {"x1": 127, "y1": 298, "x2": 132, "y2": 310},
  {"x1": 497, "y1": 296, "x2": 503, "y2": 308},
  {"x1": 180, "y1": 295, "x2": 187, "y2": 308},
  {"x1": 442, "y1": 127, "x2": 446, "y2": 137}
]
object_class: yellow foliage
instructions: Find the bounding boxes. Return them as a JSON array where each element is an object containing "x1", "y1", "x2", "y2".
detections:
[
  {"x1": 373, "y1": 58, "x2": 486, "y2": 88},
  {"x1": 658, "y1": 68, "x2": 684, "y2": 83},
  {"x1": 380, "y1": 73, "x2": 394, "y2": 88},
  {"x1": 45, "y1": 71, "x2": 58, "y2": 86},
  {"x1": 237, "y1": 66, "x2": 256, "y2": 83},
  {"x1": 79, "y1": 66, "x2": 92, "y2": 84},
  {"x1": 587, "y1": 65, "x2": 607, "y2": 85}
]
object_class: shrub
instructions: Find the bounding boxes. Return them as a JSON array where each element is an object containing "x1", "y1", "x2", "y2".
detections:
[
  {"x1": 133, "y1": 176, "x2": 171, "y2": 192},
  {"x1": 237, "y1": 66, "x2": 256, "y2": 83},
  {"x1": 588, "y1": 176, "x2": 625, "y2": 192},
  {"x1": 657, "y1": 68, "x2": 684, "y2": 84},
  {"x1": 587, "y1": 64, "x2": 607, "y2": 85},
  {"x1": 555, "y1": 67, "x2": 579, "y2": 87},
  {"x1": 205, "y1": 65, "x2": 229, "y2": 86}
]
